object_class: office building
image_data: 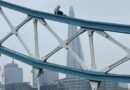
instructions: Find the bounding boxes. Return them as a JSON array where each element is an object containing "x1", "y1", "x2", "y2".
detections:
[{"x1": 4, "y1": 60, "x2": 23, "y2": 85}]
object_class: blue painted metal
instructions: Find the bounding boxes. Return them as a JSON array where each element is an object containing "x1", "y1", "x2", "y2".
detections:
[
  {"x1": 0, "y1": 1, "x2": 130, "y2": 34},
  {"x1": 0, "y1": 46, "x2": 130, "y2": 83}
]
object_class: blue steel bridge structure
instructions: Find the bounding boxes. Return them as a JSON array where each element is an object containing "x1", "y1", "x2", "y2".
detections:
[{"x1": 0, "y1": 1, "x2": 130, "y2": 90}]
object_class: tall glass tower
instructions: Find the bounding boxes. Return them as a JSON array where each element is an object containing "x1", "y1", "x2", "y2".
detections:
[
  {"x1": 67, "y1": 6, "x2": 84, "y2": 78},
  {"x1": 4, "y1": 60, "x2": 23, "y2": 85}
]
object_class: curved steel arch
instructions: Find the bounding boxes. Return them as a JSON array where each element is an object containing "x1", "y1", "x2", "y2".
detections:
[
  {"x1": 0, "y1": 0, "x2": 130, "y2": 34},
  {"x1": 0, "y1": 46, "x2": 130, "y2": 83}
]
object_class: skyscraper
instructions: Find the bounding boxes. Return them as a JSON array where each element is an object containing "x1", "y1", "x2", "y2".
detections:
[
  {"x1": 67, "y1": 6, "x2": 84, "y2": 78},
  {"x1": 33, "y1": 66, "x2": 58, "y2": 88},
  {"x1": 40, "y1": 69, "x2": 58, "y2": 85},
  {"x1": 4, "y1": 60, "x2": 23, "y2": 85},
  {"x1": 33, "y1": 69, "x2": 58, "y2": 88}
]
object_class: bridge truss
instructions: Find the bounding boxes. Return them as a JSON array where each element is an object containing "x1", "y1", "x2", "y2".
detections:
[{"x1": 0, "y1": 1, "x2": 130, "y2": 90}]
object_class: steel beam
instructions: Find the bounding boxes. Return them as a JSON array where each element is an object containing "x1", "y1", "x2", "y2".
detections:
[
  {"x1": 0, "y1": 1, "x2": 130, "y2": 34},
  {"x1": 0, "y1": 46, "x2": 130, "y2": 83}
]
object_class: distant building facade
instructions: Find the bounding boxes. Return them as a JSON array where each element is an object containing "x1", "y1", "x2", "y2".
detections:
[
  {"x1": 54, "y1": 78, "x2": 91, "y2": 90},
  {"x1": 99, "y1": 82, "x2": 119, "y2": 90},
  {"x1": 40, "y1": 69, "x2": 59, "y2": 85},
  {"x1": 0, "y1": 82, "x2": 4, "y2": 90},
  {"x1": 4, "y1": 61, "x2": 23, "y2": 85},
  {"x1": 5, "y1": 82, "x2": 31, "y2": 90},
  {"x1": 99, "y1": 82, "x2": 128, "y2": 90},
  {"x1": 36, "y1": 78, "x2": 128, "y2": 90},
  {"x1": 119, "y1": 83, "x2": 128, "y2": 89},
  {"x1": 42, "y1": 79, "x2": 121, "y2": 90}
]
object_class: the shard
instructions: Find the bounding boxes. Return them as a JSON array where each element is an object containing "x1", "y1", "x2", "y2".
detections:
[{"x1": 67, "y1": 6, "x2": 84, "y2": 78}]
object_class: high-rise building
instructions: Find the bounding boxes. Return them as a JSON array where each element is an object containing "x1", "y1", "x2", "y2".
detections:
[
  {"x1": 67, "y1": 6, "x2": 84, "y2": 78},
  {"x1": 4, "y1": 60, "x2": 23, "y2": 85},
  {"x1": 33, "y1": 69, "x2": 58, "y2": 87},
  {"x1": 40, "y1": 69, "x2": 59, "y2": 85}
]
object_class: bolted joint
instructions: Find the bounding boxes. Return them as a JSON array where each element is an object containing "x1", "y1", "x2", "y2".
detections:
[
  {"x1": 95, "y1": 31, "x2": 109, "y2": 38},
  {"x1": 33, "y1": 18, "x2": 38, "y2": 23},
  {"x1": 11, "y1": 29, "x2": 17, "y2": 35},
  {"x1": 80, "y1": 27, "x2": 87, "y2": 32},
  {"x1": 88, "y1": 30, "x2": 94, "y2": 36},
  {"x1": 61, "y1": 43, "x2": 68, "y2": 49},
  {"x1": 43, "y1": 58, "x2": 48, "y2": 62},
  {"x1": 32, "y1": 67, "x2": 43, "y2": 77},
  {"x1": 38, "y1": 18, "x2": 47, "y2": 25},
  {"x1": 27, "y1": 15, "x2": 32, "y2": 19},
  {"x1": 42, "y1": 19, "x2": 47, "y2": 25},
  {"x1": 37, "y1": 68, "x2": 43, "y2": 77}
]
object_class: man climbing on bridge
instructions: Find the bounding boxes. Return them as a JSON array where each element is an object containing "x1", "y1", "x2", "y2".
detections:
[{"x1": 54, "y1": 5, "x2": 64, "y2": 15}]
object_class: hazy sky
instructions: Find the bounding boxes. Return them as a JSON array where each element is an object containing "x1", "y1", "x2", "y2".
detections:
[{"x1": 0, "y1": 0, "x2": 130, "y2": 85}]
